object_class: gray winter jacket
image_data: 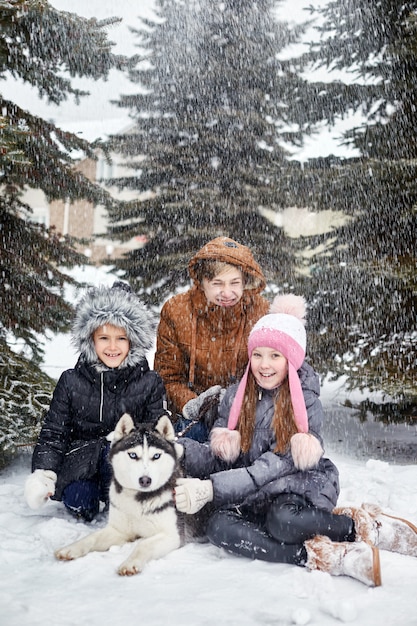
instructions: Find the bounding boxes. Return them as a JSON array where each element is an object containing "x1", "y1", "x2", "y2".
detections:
[{"x1": 180, "y1": 362, "x2": 340, "y2": 512}]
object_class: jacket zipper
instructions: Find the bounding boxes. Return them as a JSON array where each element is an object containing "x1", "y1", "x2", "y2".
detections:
[{"x1": 99, "y1": 372, "x2": 104, "y2": 422}]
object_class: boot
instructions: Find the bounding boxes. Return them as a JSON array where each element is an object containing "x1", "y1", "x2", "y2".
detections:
[
  {"x1": 305, "y1": 535, "x2": 381, "y2": 587},
  {"x1": 334, "y1": 503, "x2": 417, "y2": 557}
]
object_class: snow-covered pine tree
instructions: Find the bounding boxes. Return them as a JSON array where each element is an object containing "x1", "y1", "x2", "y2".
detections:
[
  {"x1": 290, "y1": 0, "x2": 417, "y2": 410},
  {"x1": 105, "y1": 0, "x2": 315, "y2": 303},
  {"x1": 0, "y1": 0, "x2": 127, "y2": 464}
]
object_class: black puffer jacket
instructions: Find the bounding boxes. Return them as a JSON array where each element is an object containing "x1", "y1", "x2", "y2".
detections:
[
  {"x1": 31, "y1": 283, "x2": 167, "y2": 499},
  {"x1": 33, "y1": 359, "x2": 165, "y2": 499}
]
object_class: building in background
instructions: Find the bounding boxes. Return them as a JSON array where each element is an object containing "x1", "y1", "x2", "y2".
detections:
[
  {"x1": 22, "y1": 119, "x2": 348, "y2": 264},
  {"x1": 22, "y1": 120, "x2": 148, "y2": 263}
]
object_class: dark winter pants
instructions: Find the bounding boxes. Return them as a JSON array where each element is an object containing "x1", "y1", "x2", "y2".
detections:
[
  {"x1": 61, "y1": 443, "x2": 112, "y2": 522},
  {"x1": 174, "y1": 417, "x2": 208, "y2": 442},
  {"x1": 206, "y1": 494, "x2": 355, "y2": 565}
]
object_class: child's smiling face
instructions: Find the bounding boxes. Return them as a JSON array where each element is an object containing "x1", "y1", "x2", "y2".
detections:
[
  {"x1": 93, "y1": 324, "x2": 130, "y2": 368},
  {"x1": 250, "y1": 346, "x2": 288, "y2": 390},
  {"x1": 201, "y1": 266, "x2": 244, "y2": 307}
]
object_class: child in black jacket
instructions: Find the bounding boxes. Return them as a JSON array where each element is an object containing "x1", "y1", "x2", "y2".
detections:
[{"x1": 24, "y1": 282, "x2": 167, "y2": 521}]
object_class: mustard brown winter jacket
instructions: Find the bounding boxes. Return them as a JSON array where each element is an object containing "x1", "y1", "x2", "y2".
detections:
[{"x1": 154, "y1": 238, "x2": 270, "y2": 415}]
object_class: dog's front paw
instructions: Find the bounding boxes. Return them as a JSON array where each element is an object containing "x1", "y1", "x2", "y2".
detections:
[
  {"x1": 55, "y1": 543, "x2": 87, "y2": 561},
  {"x1": 55, "y1": 547, "x2": 75, "y2": 561},
  {"x1": 117, "y1": 558, "x2": 143, "y2": 576}
]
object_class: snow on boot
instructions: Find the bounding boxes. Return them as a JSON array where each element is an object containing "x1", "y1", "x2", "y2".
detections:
[
  {"x1": 305, "y1": 535, "x2": 382, "y2": 587},
  {"x1": 333, "y1": 505, "x2": 377, "y2": 545},
  {"x1": 362, "y1": 503, "x2": 417, "y2": 557},
  {"x1": 334, "y1": 503, "x2": 417, "y2": 557}
]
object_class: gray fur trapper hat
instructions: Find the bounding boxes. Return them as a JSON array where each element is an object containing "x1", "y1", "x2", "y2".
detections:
[{"x1": 72, "y1": 282, "x2": 156, "y2": 368}]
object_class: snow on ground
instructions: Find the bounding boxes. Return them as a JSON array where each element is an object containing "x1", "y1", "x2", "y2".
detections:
[
  {"x1": 4, "y1": 0, "x2": 415, "y2": 618},
  {"x1": 2, "y1": 264, "x2": 417, "y2": 626},
  {"x1": 1, "y1": 450, "x2": 416, "y2": 626}
]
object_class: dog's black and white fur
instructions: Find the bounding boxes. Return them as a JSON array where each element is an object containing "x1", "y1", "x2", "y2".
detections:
[{"x1": 55, "y1": 413, "x2": 185, "y2": 575}]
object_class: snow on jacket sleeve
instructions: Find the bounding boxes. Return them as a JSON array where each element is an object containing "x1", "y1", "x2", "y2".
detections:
[
  {"x1": 179, "y1": 439, "x2": 229, "y2": 477},
  {"x1": 209, "y1": 451, "x2": 293, "y2": 507},
  {"x1": 179, "y1": 386, "x2": 240, "y2": 476},
  {"x1": 180, "y1": 434, "x2": 293, "y2": 507}
]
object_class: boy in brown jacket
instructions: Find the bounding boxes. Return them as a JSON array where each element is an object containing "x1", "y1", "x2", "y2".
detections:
[{"x1": 154, "y1": 237, "x2": 270, "y2": 439}]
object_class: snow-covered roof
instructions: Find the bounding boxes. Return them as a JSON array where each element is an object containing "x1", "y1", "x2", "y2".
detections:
[{"x1": 56, "y1": 117, "x2": 134, "y2": 143}]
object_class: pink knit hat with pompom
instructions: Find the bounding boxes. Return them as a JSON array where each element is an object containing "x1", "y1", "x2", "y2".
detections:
[{"x1": 227, "y1": 294, "x2": 308, "y2": 433}]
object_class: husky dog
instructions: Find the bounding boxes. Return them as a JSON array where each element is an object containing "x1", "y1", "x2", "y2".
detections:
[{"x1": 55, "y1": 413, "x2": 185, "y2": 575}]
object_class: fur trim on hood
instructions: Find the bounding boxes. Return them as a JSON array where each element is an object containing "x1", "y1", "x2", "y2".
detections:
[{"x1": 72, "y1": 283, "x2": 156, "y2": 369}]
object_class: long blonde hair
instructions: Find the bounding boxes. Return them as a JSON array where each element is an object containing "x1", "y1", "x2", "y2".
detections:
[{"x1": 238, "y1": 370, "x2": 298, "y2": 454}]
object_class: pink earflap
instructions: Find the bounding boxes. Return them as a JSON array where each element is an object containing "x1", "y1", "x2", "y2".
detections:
[{"x1": 227, "y1": 362, "x2": 251, "y2": 431}]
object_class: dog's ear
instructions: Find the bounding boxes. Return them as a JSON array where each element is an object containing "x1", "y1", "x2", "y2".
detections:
[
  {"x1": 113, "y1": 413, "x2": 136, "y2": 443},
  {"x1": 154, "y1": 414, "x2": 175, "y2": 442}
]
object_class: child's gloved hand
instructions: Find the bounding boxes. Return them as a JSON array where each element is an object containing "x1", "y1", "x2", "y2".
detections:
[
  {"x1": 174, "y1": 478, "x2": 213, "y2": 514},
  {"x1": 174, "y1": 442, "x2": 184, "y2": 459},
  {"x1": 24, "y1": 469, "x2": 57, "y2": 509},
  {"x1": 182, "y1": 385, "x2": 224, "y2": 422}
]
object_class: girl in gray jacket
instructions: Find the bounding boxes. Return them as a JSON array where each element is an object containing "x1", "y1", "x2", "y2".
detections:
[{"x1": 175, "y1": 295, "x2": 417, "y2": 586}]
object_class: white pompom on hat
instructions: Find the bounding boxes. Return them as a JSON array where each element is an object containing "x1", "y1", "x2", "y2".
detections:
[{"x1": 227, "y1": 294, "x2": 308, "y2": 433}]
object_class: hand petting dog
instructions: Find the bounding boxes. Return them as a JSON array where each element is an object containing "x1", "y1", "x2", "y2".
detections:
[{"x1": 175, "y1": 477, "x2": 213, "y2": 514}]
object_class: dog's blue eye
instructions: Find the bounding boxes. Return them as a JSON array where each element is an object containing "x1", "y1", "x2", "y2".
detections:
[
  {"x1": 128, "y1": 452, "x2": 138, "y2": 460},
  {"x1": 153, "y1": 453, "x2": 161, "y2": 460}
]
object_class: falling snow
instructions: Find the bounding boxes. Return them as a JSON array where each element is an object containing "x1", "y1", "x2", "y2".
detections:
[{"x1": 1, "y1": 266, "x2": 416, "y2": 626}]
